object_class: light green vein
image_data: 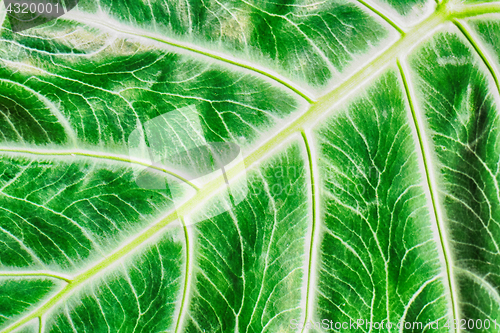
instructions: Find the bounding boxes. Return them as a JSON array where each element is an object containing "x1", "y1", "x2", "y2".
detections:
[
  {"x1": 0, "y1": 272, "x2": 71, "y2": 283},
  {"x1": 299, "y1": 130, "x2": 319, "y2": 333},
  {"x1": 453, "y1": 19, "x2": 500, "y2": 96},
  {"x1": 60, "y1": 12, "x2": 314, "y2": 104},
  {"x1": 2, "y1": 3, "x2": 498, "y2": 332},
  {"x1": 174, "y1": 217, "x2": 193, "y2": 333},
  {"x1": 355, "y1": 0, "x2": 406, "y2": 35},
  {"x1": 398, "y1": 59, "x2": 459, "y2": 333},
  {"x1": 453, "y1": 3, "x2": 500, "y2": 19},
  {"x1": 0, "y1": 147, "x2": 200, "y2": 191}
]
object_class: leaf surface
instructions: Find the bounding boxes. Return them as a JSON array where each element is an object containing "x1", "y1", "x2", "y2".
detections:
[{"x1": 1, "y1": 1, "x2": 500, "y2": 332}]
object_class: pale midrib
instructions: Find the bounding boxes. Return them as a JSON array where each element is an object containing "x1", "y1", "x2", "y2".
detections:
[
  {"x1": 2, "y1": 3, "x2": 498, "y2": 333},
  {"x1": 0, "y1": 147, "x2": 200, "y2": 191},
  {"x1": 397, "y1": 60, "x2": 459, "y2": 333}
]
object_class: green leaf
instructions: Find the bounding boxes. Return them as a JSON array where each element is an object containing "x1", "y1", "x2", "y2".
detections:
[
  {"x1": 0, "y1": 278, "x2": 64, "y2": 327},
  {"x1": 1, "y1": 0, "x2": 500, "y2": 332}
]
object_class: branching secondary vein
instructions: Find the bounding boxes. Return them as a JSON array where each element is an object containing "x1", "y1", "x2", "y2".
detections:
[
  {"x1": 174, "y1": 217, "x2": 193, "y2": 333},
  {"x1": 0, "y1": 272, "x2": 71, "y2": 283},
  {"x1": 453, "y1": 19, "x2": 500, "y2": 97},
  {"x1": 355, "y1": 0, "x2": 405, "y2": 35},
  {"x1": 397, "y1": 59, "x2": 459, "y2": 333},
  {"x1": 0, "y1": 147, "x2": 200, "y2": 191},
  {"x1": 60, "y1": 11, "x2": 315, "y2": 104},
  {"x1": 299, "y1": 130, "x2": 319, "y2": 333}
]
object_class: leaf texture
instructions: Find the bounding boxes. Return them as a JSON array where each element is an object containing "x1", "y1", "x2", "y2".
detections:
[{"x1": 1, "y1": 1, "x2": 500, "y2": 333}]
